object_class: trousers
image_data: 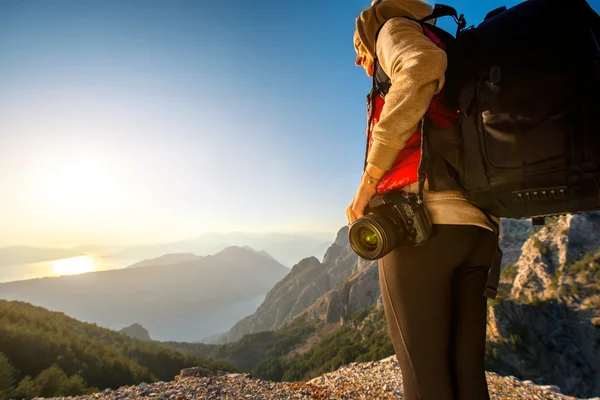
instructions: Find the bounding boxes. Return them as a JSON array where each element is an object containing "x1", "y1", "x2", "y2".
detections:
[{"x1": 378, "y1": 224, "x2": 498, "y2": 400}]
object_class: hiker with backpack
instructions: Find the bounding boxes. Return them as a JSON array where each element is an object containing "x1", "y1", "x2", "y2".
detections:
[
  {"x1": 346, "y1": 0, "x2": 599, "y2": 398},
  {"x1": 347, "y1": 0, "x2": 499, "y2": 398}
]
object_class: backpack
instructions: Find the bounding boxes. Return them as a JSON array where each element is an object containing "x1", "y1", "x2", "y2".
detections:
[{"x1": 375, "y1": 0, "x2": 600, "y2": 224}]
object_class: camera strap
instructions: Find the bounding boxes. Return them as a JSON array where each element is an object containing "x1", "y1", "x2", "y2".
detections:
[
  {"x1": 482, "y1": 214, "x2": 503, "y2": 299},
  {"x1": 417, "y1": 117, "x2": 428, "y2": 202}
]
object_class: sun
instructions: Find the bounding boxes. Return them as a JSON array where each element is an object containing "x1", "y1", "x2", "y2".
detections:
[
  {"x1": 52, "y1": 256, "x2": 96, "y2": 276},
  {"x1": 38, "y1": 154, "x2": 120, "y2": 213}
]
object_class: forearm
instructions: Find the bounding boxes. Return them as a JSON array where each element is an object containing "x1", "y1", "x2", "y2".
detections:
[{"x1": 362, "y1": 163, "x2": 387, "y2": 187}]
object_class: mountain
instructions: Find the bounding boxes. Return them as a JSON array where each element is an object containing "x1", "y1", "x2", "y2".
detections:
[
  {"x1": 205, "y1": 227, "x2": 358, "y2": 344},
  {"x1": 113, "y1": 232, "x2": 332, "y2": 268},
  {"x1": 0, "y1": 231, "x2": 332, "y2": 283},
  {"x1": 0, "y1": 246, "x2": 289, "y2": 342},
  {"x1": 241, "y1": 246, "x2": 277, "y2": 262},
  {"x1": 0, "y1": 246, "x2": 82, "y2": 267},
  {"x1": 0, "y1": 300, "x2": 238, "y2": 400},
  {"x1": 126, "y1": 253, "x2": 203, "y2": 268},
  {"x1": 119, "y1": 323, "x2": 152, "y2": 341}
]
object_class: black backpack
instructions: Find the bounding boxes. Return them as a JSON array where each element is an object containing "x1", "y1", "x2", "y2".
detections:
[{"x1": 381, "y1": 0, "x2": 600, "y2": 224}]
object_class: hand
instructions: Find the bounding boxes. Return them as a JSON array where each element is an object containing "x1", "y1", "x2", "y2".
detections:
[{"x1": 346, "y1": 172, "x2": 380, "y2": 226}]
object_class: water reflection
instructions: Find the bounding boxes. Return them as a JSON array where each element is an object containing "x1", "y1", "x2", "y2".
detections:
[
  {"x1": 52, "y1": 256, "x2": 96, "y2": 276},
  {"x1": 0, "y1": 256, "x2": 137, "y2": 283}
]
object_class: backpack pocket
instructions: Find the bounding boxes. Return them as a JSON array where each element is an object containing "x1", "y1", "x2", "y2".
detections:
[{"x1": 477, "y1": 65, "x2": 579, "y2": 173}]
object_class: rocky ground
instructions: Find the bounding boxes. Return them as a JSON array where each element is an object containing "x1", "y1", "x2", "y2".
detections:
[{"x1": 36, "y1": 356, "x2": 599, "y2": 400}]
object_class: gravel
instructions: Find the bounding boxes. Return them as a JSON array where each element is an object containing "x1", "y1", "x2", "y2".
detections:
[{"x1": 35, "y1": 356, "x2": 596, "y2": 400}]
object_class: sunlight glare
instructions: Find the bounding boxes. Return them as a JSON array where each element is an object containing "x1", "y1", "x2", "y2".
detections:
[
  {"x1": 52, "y1": 256, "x2": 96, "y2": 276},
  {"x1": 40, "y1": 154, "x2": 121, "y2": 213}
]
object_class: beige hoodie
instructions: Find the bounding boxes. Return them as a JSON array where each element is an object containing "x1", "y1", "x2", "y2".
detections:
[{"x1": 356, "y1": 0, "x2": 500, "y2": 233}]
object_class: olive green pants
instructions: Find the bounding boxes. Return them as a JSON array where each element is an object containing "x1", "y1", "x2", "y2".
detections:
[{"x1": 378, "y1": 224, "x2": 498, "y2": 400}]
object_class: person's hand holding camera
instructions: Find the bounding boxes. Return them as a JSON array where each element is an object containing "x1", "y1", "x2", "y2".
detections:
[{"x1": 346, "y1": 164, "x2": 385, "y2": 225}]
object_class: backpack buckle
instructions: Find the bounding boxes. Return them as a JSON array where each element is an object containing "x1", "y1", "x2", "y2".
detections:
[{"x1": 490, "y1": 65, "x2": 502, "y2": 85}]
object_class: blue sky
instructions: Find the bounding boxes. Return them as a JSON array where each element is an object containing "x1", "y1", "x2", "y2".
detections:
[{"x1": 1, "y1": 0, "x2": 598, "y2": 247}]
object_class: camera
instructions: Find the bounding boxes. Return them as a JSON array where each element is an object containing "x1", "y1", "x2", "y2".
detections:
[{"x1": 348, "y1": 190, "x2": 433, "y2": 260}]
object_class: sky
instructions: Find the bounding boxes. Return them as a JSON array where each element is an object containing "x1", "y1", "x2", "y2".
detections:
[{"x1": 1, "y1": 0, "x2": 599, "y2": 248}]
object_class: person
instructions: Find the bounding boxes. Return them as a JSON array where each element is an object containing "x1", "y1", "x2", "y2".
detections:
[{"x1": 346, "y1": 0, "x2": 501, "y2": 399}]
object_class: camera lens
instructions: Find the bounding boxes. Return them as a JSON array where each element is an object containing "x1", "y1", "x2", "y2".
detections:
[
  {"x1": 348, "y1": 213, "x2": 403, "y2": 260},
  {"x1": 360, "y1": 228, "x2": 379, "y2": 250}
]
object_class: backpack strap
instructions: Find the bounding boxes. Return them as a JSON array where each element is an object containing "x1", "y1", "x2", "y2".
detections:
[
  {"x1": 363, "y1": 59, "x2": 391, "y2": 173},
  {"x1": 372, "y1": 59, "x2": 391, "y2": 97},
  {"x1": 417, "y1": 118, "x2": 428, "y2": 201},
  {"x1": 482, "y1": 215, "x2": 503, "y2": 300},
  {"x1": 417, "y1": 4, "x2": 467, "y2": 36}
]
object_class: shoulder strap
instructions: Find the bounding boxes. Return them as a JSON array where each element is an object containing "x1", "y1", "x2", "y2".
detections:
[
  {"x1": 373, "y1": 59, "x2": 391, "y2": 97},
  {"x1": 417, "y1": 4, "x2": 467, "y2": 37},
  {"x1": 483, "y1": 215, "x2": 503, "y2": 299}
]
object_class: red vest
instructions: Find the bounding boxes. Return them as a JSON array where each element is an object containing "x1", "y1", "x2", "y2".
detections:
[{"x1": 367, "y1": 25, "x2": 458, "y2": 194}]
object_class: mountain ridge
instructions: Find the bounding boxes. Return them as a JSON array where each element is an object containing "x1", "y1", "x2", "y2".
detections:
[{"x1": 0, "y1": 246, "x2": 289, "y2": 342}]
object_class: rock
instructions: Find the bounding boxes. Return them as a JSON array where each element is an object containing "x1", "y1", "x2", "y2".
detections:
[
  {"x1": 298, "y1": 258, "x2": 379, "y2": 324},
  {"x1": 539, "y1": 385, "x2": 561, "y2": 393},
  {"x1": 510, "y1": 213, "x2": 600, "y2": 301},
  {"x1": 138, "y1": 382, "x2": 149, "y2": 390},
  {"x1": 179, "y1": 366, "x2": 214, "y2": 378}
]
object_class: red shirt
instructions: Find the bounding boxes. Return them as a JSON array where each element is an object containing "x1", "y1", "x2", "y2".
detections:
[{"x1": 368, "y1": 25, "x2": 458, "y2": 194}]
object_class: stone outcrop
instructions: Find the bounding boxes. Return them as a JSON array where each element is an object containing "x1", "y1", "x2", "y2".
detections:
[
  {"x1": 175, "y1": 367, "x2": 214, "y2": 381},
  {"x1": 486, "y1": 212, "x2": 600, "y2": 398},
  {"x1": 297, "y1": 259, "x2": 379, "y2": 324},
  {"x1": 510, "y1": 213, "x2": 600, "y2": 301},
  {"x1": 487, "y1": 299, "x2": 600, "y2": 397}
]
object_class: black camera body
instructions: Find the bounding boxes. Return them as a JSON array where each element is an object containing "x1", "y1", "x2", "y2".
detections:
[
  {"x1": 366, "y1": 191, "x2": 433, "y2": 246},
  {"x1": 349, "y1": 190, "x2": 433, "y2": 260}
]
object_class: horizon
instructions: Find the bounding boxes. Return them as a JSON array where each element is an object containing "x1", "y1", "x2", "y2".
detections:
[
  {"x1": 3, "y1": 0, "x2": 599, "y2": 249},
  {"x1": 0, "y1": 228, "x2": 338, "y2": 250}
]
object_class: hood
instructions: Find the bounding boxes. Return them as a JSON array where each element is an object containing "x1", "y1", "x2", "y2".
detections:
[{"x1": 355, "y1": 0, "x2": 434, "y2": 59}]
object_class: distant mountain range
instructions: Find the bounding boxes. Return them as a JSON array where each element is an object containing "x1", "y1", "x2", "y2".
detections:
[
  {"x1": 0, "y1": 246, "x2": 289, "y2": 341},
  {"x1": 127, "y1": 253, "x2": 204, "y2": 268},
  {"x1": 0, "y1": 232, "x2": 333, "y2": 280},
  {"x1": 112, "y1": 232, "x2": 332, "y2": 268}
]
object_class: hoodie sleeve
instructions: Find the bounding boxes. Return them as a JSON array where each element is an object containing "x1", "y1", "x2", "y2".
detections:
[{"x1": 366, "y1": 17, "x2": 447, "y2": 171}]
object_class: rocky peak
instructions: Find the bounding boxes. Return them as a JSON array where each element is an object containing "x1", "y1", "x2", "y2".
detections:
[
  {"x1": 510, "y1": 212, "x2": 600, "y2": 301},
  {"x1": 322, "y1": 226, "x2": 350, "y2": 265},
  {"x1": 290, "y1": 257, "x2": 320, "y2": 275}
]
